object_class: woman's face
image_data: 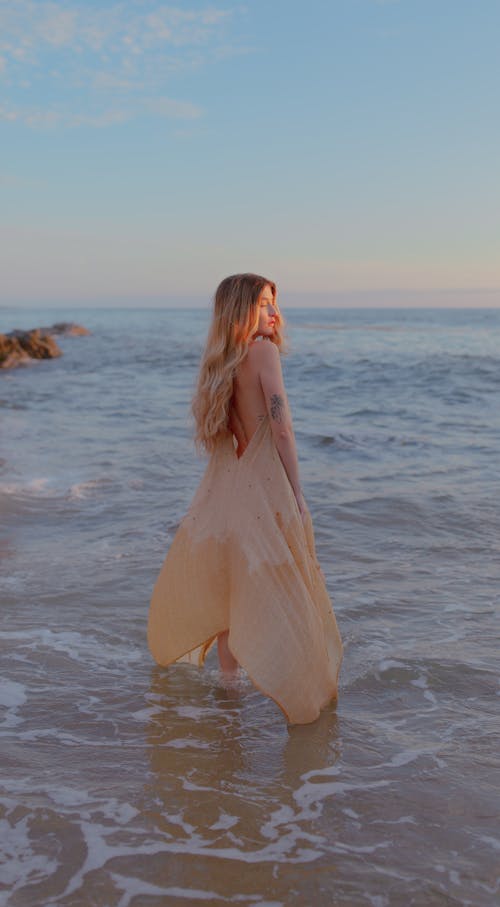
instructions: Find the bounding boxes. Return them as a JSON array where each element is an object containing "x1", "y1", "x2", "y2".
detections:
[{"x1": 254, "y1": 284, "x2": 277, "y2": 339}]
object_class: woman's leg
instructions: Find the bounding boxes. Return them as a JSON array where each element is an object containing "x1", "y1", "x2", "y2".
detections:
[{"x1": 217, "y1": 630, "x2": 239, "y2": 674}]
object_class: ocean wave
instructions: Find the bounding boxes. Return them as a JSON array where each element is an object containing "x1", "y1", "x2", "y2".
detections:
[
  {"x1": 67, "y1": 477, "x2": 116, "y2": 500},
  {"x1": 0, "y1": 476, "x2": 55, "y2": 498},
  {"x1": 0, "y1": 474, "x2": 116, "y2": 506},
  {"x1": 311, "y1": 430, "x2": 425, "y2": 451}
]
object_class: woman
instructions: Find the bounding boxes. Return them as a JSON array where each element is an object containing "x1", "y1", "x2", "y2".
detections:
[{"x1": 148, "y1": 273, "x2": 342, "y2": 725}]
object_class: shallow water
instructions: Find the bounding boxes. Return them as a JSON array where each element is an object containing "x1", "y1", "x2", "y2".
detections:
[{"x1": 1, "y1": 305, "x2": 499, "y2": 906}]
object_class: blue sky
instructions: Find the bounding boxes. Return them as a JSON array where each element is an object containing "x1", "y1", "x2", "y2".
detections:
[{"x1": 1, "y1": 0, "x2": 499, "y2": 307}]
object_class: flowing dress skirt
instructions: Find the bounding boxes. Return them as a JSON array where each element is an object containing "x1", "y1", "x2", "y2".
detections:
[{"x1": 148, "y1": 414, "x2": 343, "y2": 725}]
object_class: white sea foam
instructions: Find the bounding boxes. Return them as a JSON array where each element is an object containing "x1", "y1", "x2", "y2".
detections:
[
  {"x1": 0, "y1": 678, "x2": 27, "y2": 728},
  {"x1": 48, "y1": 810, "x2": 326, "y2": 907},
  {"x1": 294, "y1": 767, "x2": 393, "y2": 815},
  {"x1": 129, "y1": 707, "x2": 158, "y2": 721},
  {"x1": 176, "y1": 704, "x2": 223, "y2": 720},
  {"x1": 0, "y1": 780, "x2": 140, "y2": 829},
  {"x1": 0, "y1": 678, "x2": 26, "y2": 708},
  {"x1": 0, "y1": 476, "x2": 54, "y2": 497},
  {"x1": 377, "y1": 658, "x2": 407, "y2": 671},
  {"x1": 410, "y1": 673, "x2": 438, "y2": 704},
  {"x1": 112, "y1": 877, "x2": 226, "y2": 905},
  {"x1": 387, "y1": 749, "x2": 432, "y2": 768},
  {"x1": 342, "y1": 807, "x2": 360, "y2": 819},
  {"x1": 479, "y1": 834, "x2": 500, "y2": 852},
  {"x1": 0, "y1": 473, "x2": 114, "y2": 504},
  {"x1": 0, "y1": 628, "x2": 143, "y2": 666},
  {"x1": 0, "y1": 815, "x2": 59, "y2": 888},
  {"x1": 210, "y1": 812, "x2": 239, "y2": 831},
  {"x1": 162, "y1": 737, "x2": 212, "y2": 750},
  {"x1": 67, "y1": 477, "x2": 115, "y2": 500},
  {"x1": 110, "y1": 874, "x2": 283, "y2": 907}
]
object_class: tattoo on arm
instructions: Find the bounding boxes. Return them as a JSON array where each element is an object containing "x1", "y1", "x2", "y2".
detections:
[{"x1": 270, "y1": 393, "x2": 285, "y2": 423}]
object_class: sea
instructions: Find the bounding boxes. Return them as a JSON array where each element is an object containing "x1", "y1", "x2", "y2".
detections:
[{"x1": 1, "y1": 304, "x2": 499, "y2": 907}]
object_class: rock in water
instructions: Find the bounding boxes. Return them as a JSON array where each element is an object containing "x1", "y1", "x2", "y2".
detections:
[
  {"x1": 0, "y1": 323, "x2": 90, "y2": 369},
  {"x1": 46, "y1": 322, "x2": 91, "y2": 336},
  {"x1": 0, "y1": 329, "x2": 61, "y2": 368}
]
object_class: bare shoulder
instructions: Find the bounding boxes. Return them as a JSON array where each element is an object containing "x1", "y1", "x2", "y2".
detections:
[{"x1": 247, "y1": 339, "x2": 280, "y2": 367}]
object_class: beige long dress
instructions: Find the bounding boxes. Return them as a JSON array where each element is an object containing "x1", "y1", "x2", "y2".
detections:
[{"x1": 147, "y1": 413, "x2": 343, "y2": 725}]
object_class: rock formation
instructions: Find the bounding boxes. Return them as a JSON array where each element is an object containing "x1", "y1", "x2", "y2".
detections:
[
  {"x1": 0, "y1": 323, "x2": 89, "y2": 369},
  {"x1": 41, "y1": 322, "x2": 91, "y2": 337}
]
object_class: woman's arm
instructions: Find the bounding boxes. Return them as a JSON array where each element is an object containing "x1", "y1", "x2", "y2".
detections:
[{"x1": 256, "y1": 341, "x2": 306, "y2": 515}]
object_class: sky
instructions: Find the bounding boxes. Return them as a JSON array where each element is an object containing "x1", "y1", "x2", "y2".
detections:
[{"x1": 1, "y1": 0, "x2": 499, "y2": 308}]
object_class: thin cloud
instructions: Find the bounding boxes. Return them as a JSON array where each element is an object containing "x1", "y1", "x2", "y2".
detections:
[
  {"x1": 0, "y1": 98, "x2": 201, "y2": 129},
  {"x1": 0, "y1": 105, "x2": 63, "y2": 127},
  {"x1": 0, "y1": 1, "x2": 242, "y2": 128},
  {"x1": 146, "y1": 96, "x2": 202, "y2": 119},
  {"x1": 0, "y1": 104, "x2": 20, "y2": 122},
  {"x1": 92, "y1": 71, "x2": 145, "y2": 91},
  {"x1": 144, "y1": 7, "x2": 231, "y2": 46},
  {"x1": 0, "y1": 2, "x2": 236, "y2": 59},
  {"x1": 37, "y1": 7, "x2": 77, "y2": 47}
]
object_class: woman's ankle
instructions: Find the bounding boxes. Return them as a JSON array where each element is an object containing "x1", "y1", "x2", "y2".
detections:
[{"x1": 217, "y1": 630, "x2": 239, "y2": 672}]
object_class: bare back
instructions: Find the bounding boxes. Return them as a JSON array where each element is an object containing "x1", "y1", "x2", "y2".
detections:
[
  {"x1": 226, "y1": 337, "x2": 303, "y2": 510},
  {"x1": 228, "y1": 340, "x2": 267, "y2": 457}
]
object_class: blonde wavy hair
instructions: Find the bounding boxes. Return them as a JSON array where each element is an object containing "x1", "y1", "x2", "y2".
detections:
[{"x1": 192, "y1": 273, "x2": 286, "y2": 453}]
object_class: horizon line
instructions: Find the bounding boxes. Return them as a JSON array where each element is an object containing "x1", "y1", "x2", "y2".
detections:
[{"x1": 2, "y1": 287, "x2": 499, "y2": 310}]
